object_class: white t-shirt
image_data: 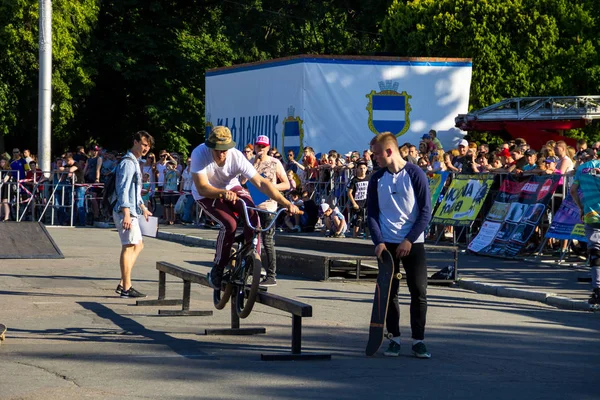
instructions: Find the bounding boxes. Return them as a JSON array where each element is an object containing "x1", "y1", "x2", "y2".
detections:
[
  {"x1": 181, "y1": 168, "x2": 193, "y2": 192},
  {"x1": 156, "y1": 163, "x2": 167, "y2": 187},
  {"x1": 191, "y1": 144, "x2": 257, "y2": 200}
]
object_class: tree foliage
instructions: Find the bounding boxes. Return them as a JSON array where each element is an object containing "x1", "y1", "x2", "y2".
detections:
[
  {"x1": 0, "y1": 0, "x2": 98, "y2": 147},
  {"x1": 382, "y1": 0, "x2": 600, "y2": 140},
  {"x1": 5, "y1": 0, "x2": 600, "y2": 153}
]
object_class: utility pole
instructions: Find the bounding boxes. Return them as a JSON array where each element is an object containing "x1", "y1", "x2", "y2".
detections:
[{"x1": 38, "y1": 0, "x2": 52, "y2": 173}]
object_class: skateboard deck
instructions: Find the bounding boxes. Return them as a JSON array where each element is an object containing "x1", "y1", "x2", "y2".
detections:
[
  {"x1": 365, "y1": 249, "x2": 395, "y2": 356},
  {"x1": 0, "y1": 324, "x2": 6, "y2": 344}
]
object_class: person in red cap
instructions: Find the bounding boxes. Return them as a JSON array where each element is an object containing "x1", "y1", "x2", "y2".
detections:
[
  {"x1": 191, "y1": 127, "x2": 299, "y2": 290},
  {"x1": 244, "y1": 134, "x2": 290, "y2": 286}
]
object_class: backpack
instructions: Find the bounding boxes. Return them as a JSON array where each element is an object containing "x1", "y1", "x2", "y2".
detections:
[{"x1": 101, "y1": 156, "x2": 136, "y2": 216}]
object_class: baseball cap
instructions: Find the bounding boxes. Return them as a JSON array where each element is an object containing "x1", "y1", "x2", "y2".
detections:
[
  {"x1": 524, "y1": 149, "x2": 537, "y2": 156},
  {"x1": 545, "y1": 156, "x2": 559, "y2": 163},
  {"x1": 255, "y1": 135, "x2": 270, "y2": 147},
  {"x1": 90, "y1": 145, "x2": 99, "y2": 151},
  {"x1": 206, "y1": 126, "x2": 236, "y2": 151},
  {"x1": 320, "y1": 203, "x2": 330, "y2": 214},
  {"x1": 498, "y1": 148, "x2": 511, "y2": 158},
  {"x1": 458, "y1": 139, "x2": 469, "y2": 147},
  {"x1": 356, "y1": 159, "x2": 368, "y2": 167},
  {"x1": 422, "y1": 134, "x2": 431, "y2": 140}
]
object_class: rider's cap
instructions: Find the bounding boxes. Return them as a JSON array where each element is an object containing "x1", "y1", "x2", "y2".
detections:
[
  {"x1": 255, "y1": 135, "x2": 270, "y2": 147},
  {"x1": 524, "y1": 149, "x2": 537, "y2": 156},
  {"x1": 206, "y1": 126, "x2": 236, "y2": 151}
]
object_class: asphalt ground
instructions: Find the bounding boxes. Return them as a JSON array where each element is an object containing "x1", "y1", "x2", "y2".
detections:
[{"x1": 1, "y1": 227, "x2": 599, "y2": 399}]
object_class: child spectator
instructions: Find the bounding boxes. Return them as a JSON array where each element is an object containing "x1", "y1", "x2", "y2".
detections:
[
  {"x1": 162, "y1": 160, "x2": 180, "y2": 225},
  {"x1": 347, "y1": 160, "x2": 369, "y2": 238},
  {"x1": 320, "y1": 202, "x2": 347, "y2": 238}
]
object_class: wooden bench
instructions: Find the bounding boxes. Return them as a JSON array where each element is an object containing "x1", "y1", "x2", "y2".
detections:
[{"x1": 137, "y1": 261, "x2": 331, "y2": 361}]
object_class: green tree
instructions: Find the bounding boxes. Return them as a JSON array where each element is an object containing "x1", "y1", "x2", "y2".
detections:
[
  {"x1": 382, "y1": 0, "x2": 600, "y2": 140},
  {"x1": 0, "y1": 0, "x2": 98, "y2": 152}
]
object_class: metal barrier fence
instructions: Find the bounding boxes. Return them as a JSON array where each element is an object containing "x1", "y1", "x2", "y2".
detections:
[
  {"x1": 0, "y1": 165, "x2": 575, "y2": 244},
  {"x1": 0, "y1": 170, "x2": 76, "y2": 226}
]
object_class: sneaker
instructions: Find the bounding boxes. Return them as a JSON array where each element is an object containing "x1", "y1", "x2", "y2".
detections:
[
  {"x1": 260, "y1": 276, "x2": 277, "y2": 287},
  {"x1": 115, "y1": 284, "x2": 124, "y2": 295},
  {"x1": 412, "y1": 342, "x2": 431, "y2": 359},
  {"x1": 588, "y1": 289, "x2": 600, "y2": 305},
  {"x1": 293, "y1": 225, "x2": 302, "y2": 233},
  {"x1": 207, "y1": 267, "x2": 222, "y2": 290},
  {"x1": 383, "y1": 341, "x2": 401, "y2": 357},
  {"x1": 120, "y1": 287, "x2": 147, "y2": 298}
]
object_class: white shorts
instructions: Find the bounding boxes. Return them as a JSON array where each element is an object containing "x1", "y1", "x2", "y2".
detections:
[{"x1": 113, "y1": 211, "x2": 143, "y2": 246}]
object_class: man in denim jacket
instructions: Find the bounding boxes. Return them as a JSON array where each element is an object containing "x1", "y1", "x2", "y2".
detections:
[{"x1": 113, "y1": 131, "x2": 154, "y2": 298}]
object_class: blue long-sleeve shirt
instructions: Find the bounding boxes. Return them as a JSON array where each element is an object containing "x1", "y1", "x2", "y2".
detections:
[
  {"x1": 367, "y1": 163, "x2": 432, "y2": 245},
  {"x1": 113, "y1": 152, "x2": 143, "y2": 217}
]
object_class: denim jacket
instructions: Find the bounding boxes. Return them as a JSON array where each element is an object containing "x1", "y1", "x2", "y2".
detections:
[{"x1": 113, "y1": 152, "x2": 142, "y2": 217}]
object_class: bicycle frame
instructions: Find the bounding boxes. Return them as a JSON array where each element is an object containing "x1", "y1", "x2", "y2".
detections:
[{"x1": 225, "y1": 205, "x2": 287, "y2": 282}]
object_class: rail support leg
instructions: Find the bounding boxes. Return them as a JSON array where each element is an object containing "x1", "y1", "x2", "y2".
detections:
[
  {"x1": 137, "y1": 270, "x2": 184, "y2": 307},
  {"x1": 158, "y1": 280, "x2": 213, "y2": 316},
  {"x1": 261, "y1": 316, "x2": 331, "y2": 361}
]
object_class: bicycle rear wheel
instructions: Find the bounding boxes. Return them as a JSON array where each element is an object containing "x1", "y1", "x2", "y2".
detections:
[
  {"x1": 235, "y1": 250, "x2": 262, "y2": 318},
  {"x1": 213, "y1": 281, "x2": 233, "y2": 310}
]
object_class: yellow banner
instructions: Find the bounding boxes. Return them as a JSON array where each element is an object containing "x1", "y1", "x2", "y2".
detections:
[{"x1": 432, "y1": 175, "x2": 495, "y2": 226}]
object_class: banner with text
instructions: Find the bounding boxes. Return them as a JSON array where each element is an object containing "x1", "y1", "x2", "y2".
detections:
[
  {"x1": 206, "y1": 57, "x2": 472, "y2": 157},
  {"x1": 428, "y1": 171, "x2": 450, "y2": 208},
  {"x1": 431, "y1": 174, "x2": 495, "y2": 227},
  {"x1": 469, "y1": 175, "x2": 561, "y2": 256},
  {"x1": 545, "y1": 191, "x2": 586, "y2": 242}
]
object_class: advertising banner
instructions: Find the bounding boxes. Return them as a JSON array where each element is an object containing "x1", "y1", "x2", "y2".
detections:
[
  {"x1": 469, "y1": 174, "x2": 561, "y2": 256},
  {"x1": 205, "y1": 56, "x2": 472, "y2": 158},
  {"x1": 431, "y1": 174, "x2": 495, "y2": 227},
  {"x1": 428, "y1": 171, "x2": 450, "y2": 207},
  {"x1": 545, "y1": 192, "x2": 586, "y2": 241}
]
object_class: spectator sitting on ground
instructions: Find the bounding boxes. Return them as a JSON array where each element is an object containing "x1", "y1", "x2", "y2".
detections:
[
  {"x1": 284, "y1": 190, "x2": 304, "y2": 232},
  {"x1": 320, "y1": 202, "x2": 347, "y2": 238}
]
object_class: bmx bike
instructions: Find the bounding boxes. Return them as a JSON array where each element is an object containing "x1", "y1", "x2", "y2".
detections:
[{"x1": 213, "y1": 202, "x2": 289, "y2": 318}]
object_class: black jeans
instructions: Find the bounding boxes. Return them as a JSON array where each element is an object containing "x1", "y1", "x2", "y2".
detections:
[
  {"x1": 385, "y1": 242, "x2": 427, "y2": 340},
  {"x1": 259, "y1": 212, "x2": 276, "y2": 279}
]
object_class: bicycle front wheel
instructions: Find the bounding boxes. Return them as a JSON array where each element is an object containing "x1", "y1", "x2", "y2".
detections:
[{"x1": 235, "y1": 251, "x2": 262, "y2": 318}]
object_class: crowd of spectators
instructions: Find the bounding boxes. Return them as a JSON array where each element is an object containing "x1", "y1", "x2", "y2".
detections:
[{"x1": 0, "y1": 130, "x2": 590, "y2": 250}]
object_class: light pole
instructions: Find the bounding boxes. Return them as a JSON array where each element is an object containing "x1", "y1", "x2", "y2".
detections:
[{"x1": 38, "y1": 0, "x2": 52, "y2": 173}]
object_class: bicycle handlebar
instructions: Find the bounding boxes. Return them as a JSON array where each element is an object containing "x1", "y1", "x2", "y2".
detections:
[{"x1": 240, "y1": 202, "x2": 302, "y2": 232}]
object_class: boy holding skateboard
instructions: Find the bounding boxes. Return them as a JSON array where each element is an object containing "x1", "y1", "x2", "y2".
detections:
[{"x1": 366, "y1": 132, "x2": 432, "y2": 358}]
